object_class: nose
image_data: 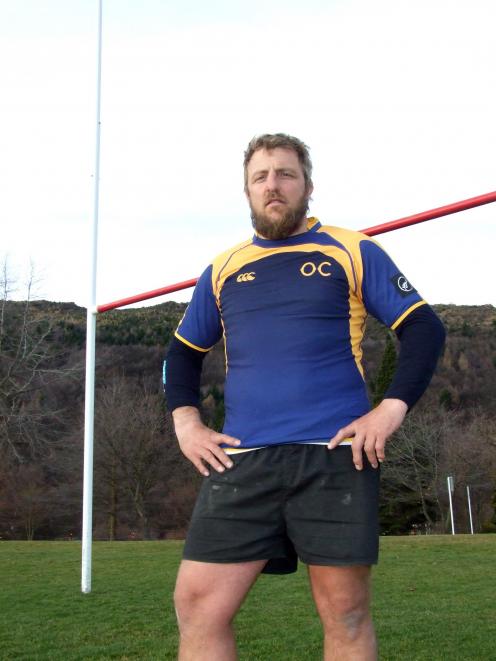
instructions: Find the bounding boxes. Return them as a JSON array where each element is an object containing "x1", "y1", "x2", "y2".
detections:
[{"x1": 265, "y1": 169, "x2": 278, "y2": 190}]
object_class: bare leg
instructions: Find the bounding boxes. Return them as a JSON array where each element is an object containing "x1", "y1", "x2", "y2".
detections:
[
  {"x1": 174, "y1": 559, "x2": 266, "y2": 661},
  {"x1": 308, "y1": 565, "x2": 377, "y2": 661}
]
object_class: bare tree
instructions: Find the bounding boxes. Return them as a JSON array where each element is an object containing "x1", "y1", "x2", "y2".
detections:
[
  {"x1": 439, "y1": 412, "x2": 496, "y2": 532},
  {"x1": 0, "y1": 456, "x2": 52, "y2": 539},
  {"x1": 93, "y1": 374, "x2": 182, "y2": 539},
  {"x1": 0, "y1": 258, "x2": 78, "y2": 461},
  {"x1": 381, "y1": 407, "x2": 496, "y2": 533},
  {"x1": 380, "y1": 409, "x2": 451, "y2": 531}
]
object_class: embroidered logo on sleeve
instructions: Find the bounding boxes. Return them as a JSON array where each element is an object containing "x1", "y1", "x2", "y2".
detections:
[{"x1": 390, "y1": 273, "x2": 416, "y2": 297}]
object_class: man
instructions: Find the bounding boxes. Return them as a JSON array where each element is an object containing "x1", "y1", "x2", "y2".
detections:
[{"x1": 165, "y1": 134, "x2": 445, "y2": 660}]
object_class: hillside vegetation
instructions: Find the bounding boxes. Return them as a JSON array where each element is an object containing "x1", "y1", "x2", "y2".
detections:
[{"x1": 1, "y1": 297, "x2": 495, "y2": 540}]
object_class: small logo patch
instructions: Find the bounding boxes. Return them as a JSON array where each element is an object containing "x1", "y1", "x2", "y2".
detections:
[
  {"x1": 391, "y1": 273, "x2": 415, "y2": 297},
  {"x1": 236, "y1": 271, "x2": 256, "y2": 282}
]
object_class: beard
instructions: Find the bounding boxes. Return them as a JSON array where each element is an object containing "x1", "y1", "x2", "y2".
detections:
[{"x1": 250, "y1": 191, "x2": 310, "y2": 241}]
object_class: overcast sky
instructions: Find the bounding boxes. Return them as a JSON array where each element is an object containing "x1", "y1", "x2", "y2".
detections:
[{"x1": 2, "y1": 0, "x2": 495, "y2": 308}]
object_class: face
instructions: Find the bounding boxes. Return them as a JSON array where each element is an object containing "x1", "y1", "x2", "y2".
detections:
[{"x1": 245, "y1": 147, "x2": 313, "y2": 240}]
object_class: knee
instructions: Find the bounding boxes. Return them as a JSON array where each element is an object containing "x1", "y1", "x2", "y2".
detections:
[
  {"x1": 318, "y1": 592, "x2": 371, "y2": 641},
  {"x1": 173, "y1": 580, "x2": 230, "y2": 632},
  {"x1": 173, "y1": 580, "x2": 203, "y2": 626},
  {"x1": 334, "y1": 599, "x2": 370, "y2": 641}
]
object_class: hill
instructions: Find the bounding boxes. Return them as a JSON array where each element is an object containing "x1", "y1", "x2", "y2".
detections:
[{"x1": 0, "y1": 299, "x2": 495, "y2": 540}]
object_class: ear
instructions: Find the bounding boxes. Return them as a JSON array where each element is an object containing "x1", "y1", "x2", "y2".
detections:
[{"x1": 306, "y1": 182, "x2": 314, "y2": 197}]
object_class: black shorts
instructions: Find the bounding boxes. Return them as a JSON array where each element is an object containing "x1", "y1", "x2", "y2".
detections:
[{"x1": 183, "y1": 444, "x2": 380, "y2": 573}]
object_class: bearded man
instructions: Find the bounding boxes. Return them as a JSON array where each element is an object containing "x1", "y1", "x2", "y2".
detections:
[{"x1": 165, "y1": 133, "x2": 445, "y2": 660}]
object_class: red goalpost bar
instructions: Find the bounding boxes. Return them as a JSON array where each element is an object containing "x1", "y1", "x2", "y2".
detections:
[
  {"x1": 97, "y1": 190, "x2": 496, "y2": 313},
  {"x1": 360, "y1": 190, "x2": 496, "y2": 237},
  {"x1": 97, "y1": 278, "x2": 199, "y2": 313}
]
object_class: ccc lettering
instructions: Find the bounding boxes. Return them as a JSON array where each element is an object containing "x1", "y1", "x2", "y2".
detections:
[
  {"x1": 300, "y1": 261, "x2": 331, "y2": 277},
  {"x1": 236, "y1": 272, "x2": 256, "y2": 282}
]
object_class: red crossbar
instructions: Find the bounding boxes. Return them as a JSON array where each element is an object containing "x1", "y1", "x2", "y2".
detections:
[
  {"x1": 97, "y1": 190, "x2": 496, "y2": 312},
  {"x1": 360, "y1": 190, "x2": 496, "y2": 237},
  {"x1": 97, "y1": 278, "x2": 199, "y2": 314}
]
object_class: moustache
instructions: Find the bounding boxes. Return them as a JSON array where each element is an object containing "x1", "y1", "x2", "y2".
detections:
[{"x1": 264, "y1": 192, "x2": 287, "y2": 206}]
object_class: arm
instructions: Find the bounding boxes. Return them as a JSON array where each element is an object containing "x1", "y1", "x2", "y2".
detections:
[
  {"x1": 328, "y1": 304, "x2": 445, "y2": 470},
  {"x1": 165, "y1": 337, "x2": 240, "y2": 476},
  {"x1": 385, "y1": 304, "x2": 446, "y2": 408}
]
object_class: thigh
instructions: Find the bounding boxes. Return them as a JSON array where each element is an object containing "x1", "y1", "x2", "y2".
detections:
[
  {"x1": 308, "y1": 564, "x2": 372, "y2": 615},
  {"x1": 174, "y1": 559, "x2": 266, "y2": 620},
  {"x1": 285, "y1": 445, "x2": 380, "y2": 566}
]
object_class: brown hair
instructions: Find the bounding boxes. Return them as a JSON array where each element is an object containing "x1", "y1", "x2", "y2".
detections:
[{"x1": 243, "y1": 133, "x2": 313, "y2": 191}]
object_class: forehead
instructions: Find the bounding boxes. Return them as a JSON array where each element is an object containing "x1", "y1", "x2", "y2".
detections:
[{"x1": 247, "y1": 147, "x2": 302, "y2": 174}]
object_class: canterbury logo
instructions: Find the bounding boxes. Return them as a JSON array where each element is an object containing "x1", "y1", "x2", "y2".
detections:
[
  {"x1": 236, "y1": 271, "x2": 256, "y2": 282},
  {"x1": 300, "y1": 261, "x2": 331, "y2": 277}
]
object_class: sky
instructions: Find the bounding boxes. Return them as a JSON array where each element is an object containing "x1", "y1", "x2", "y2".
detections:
[{"x1": 1, "y1": 0, "x2": 495, "y2": 308}]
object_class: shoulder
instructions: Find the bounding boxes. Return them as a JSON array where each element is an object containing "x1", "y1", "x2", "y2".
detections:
[
  {"x1": 207, "y1": 237, "x2": 256, "y2": 294},
  {"x1": 210, "y1": 237, "x2": 254, "y2": 271},
  {"x1": 316, "y1": 225, "x2": 385, "y2": 269},
  {"x1": 317, "y1": 224, "x2": 378, "y2": 251}
]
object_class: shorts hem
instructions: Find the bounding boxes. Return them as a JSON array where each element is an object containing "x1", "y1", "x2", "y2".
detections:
[
  {"x1": 300, "y1": 556, "x2": 378, "y2": 567},
  {"x1": 182, "y1": 553, "x2": 270, "y2": 565},
  {"x1": 183, "y1": 552, "x2": 377, "y2": 567}
]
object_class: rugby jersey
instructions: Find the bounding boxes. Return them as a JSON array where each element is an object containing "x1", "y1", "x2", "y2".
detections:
[{"x1": 175, "y1": 218, "x2": 425, "y2": 448}]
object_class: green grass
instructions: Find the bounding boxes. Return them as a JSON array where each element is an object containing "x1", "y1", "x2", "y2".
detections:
[{"x1": 1, "y1": 536, "x2": 495, "y2": 660}]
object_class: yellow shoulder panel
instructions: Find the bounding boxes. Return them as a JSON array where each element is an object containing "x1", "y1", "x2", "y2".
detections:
[{"x1": 210, "y1": 238, "x2": 255, "y2": 300}]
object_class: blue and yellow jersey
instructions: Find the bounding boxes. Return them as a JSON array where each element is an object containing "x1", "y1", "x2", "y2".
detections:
[{"x1": 175, "y1": 218, "x2": 425, "y2": 448}]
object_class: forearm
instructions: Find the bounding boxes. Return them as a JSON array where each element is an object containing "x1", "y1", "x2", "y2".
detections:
[
  {"x1": 386, "y1": 305, "x2": 446, "y2": 409},
  {"x1": 165, "y1": 336, "x2": 205, "y2": 411}
]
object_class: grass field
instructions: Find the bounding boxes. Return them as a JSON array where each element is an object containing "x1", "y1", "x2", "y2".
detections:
[{"x1": 1, "y1": 535, "x2": 495, "y2": 660}]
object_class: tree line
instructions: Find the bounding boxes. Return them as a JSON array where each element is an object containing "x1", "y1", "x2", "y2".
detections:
[{"x1": 1, "y1": 266, "x2": 495, "y2": 540}]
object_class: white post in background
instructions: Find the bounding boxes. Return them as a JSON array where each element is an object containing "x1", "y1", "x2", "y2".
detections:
[
  {"x1": 466, "y1": 485, "x2": 474, "y2": 535},
  {"x1": 447, "y1": 476, "x2": 455, "y2": 535},
  {"x1": 82, "y1": 0, "x2": 103, "y2": 594}
]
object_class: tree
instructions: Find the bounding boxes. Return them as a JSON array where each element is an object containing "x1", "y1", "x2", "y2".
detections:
[
  {"x1": 201, "y1": 386, "x2": 225, "y2": 432},
  {"x1": 0, "y1": 258, "x2": 78, "y2": 461},
  {"x1": 0, "y1": 259, "x2": 85, "y2": 539},
  {"x1": 371, "y1": 332, "x2": 397, "y2": 407},
  {"x1": 0, "y1": 456, "x2": 52, "y2": 539},
  {"x1": 380, "y1": 410, "x2": 440, "y2": 533},
  {"x1": 93, "y1": 374, "x2": 184, "y2": 539},
  {"x1": 440, "y1": 411, "x2": 496, "y2": 533},
  {"x1": 380, "y1": 407, "x2": 496, "y2": 534}
]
